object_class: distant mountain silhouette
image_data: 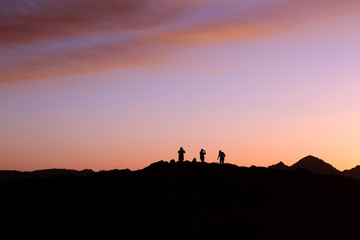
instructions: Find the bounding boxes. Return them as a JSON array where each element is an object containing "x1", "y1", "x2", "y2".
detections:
[
  {"x1": 0, "y1": 169, "x2": 94, "y2": 184},
  {"x1": 289, "y1": 155, "x2": 341, "y2": 175},
  {"x1": 267, "y1": 155, "x2": 360, "y2": 180},
  {"x1": 2, "y1": 160, "x2": 360, "y2": 239},
  {"x1": 343, "y1": 166, "x2": 360, "y2": 180},
  {"x1": 268, "y1": 161, "x2": 290, "y2": 170},
  {"x1": 1, "y1": 155, "x2": 358, "y2": 186}
]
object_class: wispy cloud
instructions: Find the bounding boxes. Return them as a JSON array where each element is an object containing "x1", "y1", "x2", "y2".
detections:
[{"x1": 0, "y1": 0, "x2": 358, "y2": 83}]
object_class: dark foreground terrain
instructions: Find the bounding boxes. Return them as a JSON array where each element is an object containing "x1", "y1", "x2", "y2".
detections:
[{"x1": 2, "y1": 161, "x2": 360, "y2": 239}]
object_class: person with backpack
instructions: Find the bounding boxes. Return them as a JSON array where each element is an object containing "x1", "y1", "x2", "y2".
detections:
[{"x1": 217, "y1": 150, "x2": 226, "y2": 164}]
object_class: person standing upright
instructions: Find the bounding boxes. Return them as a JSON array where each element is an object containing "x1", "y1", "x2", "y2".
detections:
[
  {"x1": 178, "y1": 147, "x2": 186, "y2": 163},
  {"x1": 200, "y1": 149, "x2": 206, "y2": 163}
]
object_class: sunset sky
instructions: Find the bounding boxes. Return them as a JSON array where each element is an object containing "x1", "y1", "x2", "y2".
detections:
[{"x1": 1, "y1": 0, "x2": 360, "y2": 171}]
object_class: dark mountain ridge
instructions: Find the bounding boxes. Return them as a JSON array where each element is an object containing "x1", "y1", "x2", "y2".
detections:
[
  {"x1": 268, "y1": 161, "x2": 290, "y2": 171},
  {"x1": 2, "y1": 160, "x2": 360, "y2": 239},
  {"x1": 1, "y1": 155, "x2": 357, "y2": 185},
  {"x1": 0, "y1": 168, "x2": 94, "y2": 184},
  {"x1": 268, "y1": 155, "x2": 360, "y2": 179},
  {"x1": 290, "y1": 155, "x2": 341, "y2": 175},
  {"x1": 343, "y1": 165, "x2": 360, "y2": 179}
]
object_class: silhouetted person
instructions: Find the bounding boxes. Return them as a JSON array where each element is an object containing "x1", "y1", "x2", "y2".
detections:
[
  {"x1": 192, "y1": 158, "x2": 197, "y2": 163},
  {"x1": 178, "y1": 147, "x2": 185, "y2": 163},
  {"x1": 218, "y1": 150, "x2": 226, "y2": 164},
  {"x1": 200, "y1": 149, "x2": 206, "y2": 163}
]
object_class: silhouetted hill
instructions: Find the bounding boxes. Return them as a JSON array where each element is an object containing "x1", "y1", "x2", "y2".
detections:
[
  {"x1": 0, "y1": 168, "x2": 94, "y2": 184},
  {"x1": 2, "y1": 161, "x2": 360, "y2": 239},
  {"x1": 268, "y1": 161, "x2": 290, "y2": 170},
  {"x1": 343, "y1": 166, "x2": 360, "y2": 180},
  {"x1": 290, "y1": 155, "x2": 341, "y2": 175}
]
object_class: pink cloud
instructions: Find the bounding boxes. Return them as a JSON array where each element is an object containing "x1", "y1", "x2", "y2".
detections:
[{"x1": 1, "y1": 0, "x2": 359, "y2": 83}]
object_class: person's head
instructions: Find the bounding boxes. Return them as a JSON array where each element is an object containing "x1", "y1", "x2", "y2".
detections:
[{"x1": 201, "y1": 148, "x2": 203, "y2": 151}]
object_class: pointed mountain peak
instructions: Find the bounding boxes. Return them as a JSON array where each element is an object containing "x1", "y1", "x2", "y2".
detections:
[
  {"x1": 291, "y1": 155, "x2": 340, "y2": 175},
  {"x1": 268, "y1": 161, "x2": 290, "y2": 170}
]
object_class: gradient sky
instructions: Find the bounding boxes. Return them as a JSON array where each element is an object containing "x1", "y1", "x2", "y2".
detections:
[{"x1": 1, "y1": 0, "x2": 360, "y2": 171}]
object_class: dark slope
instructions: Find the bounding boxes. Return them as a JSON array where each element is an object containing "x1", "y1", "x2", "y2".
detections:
[
  {"x1": 0, "y1": 169, "x2": 94, "y2": 184},
  {"x1": 2, "y1": 161, "x2": 360, "y2": 239},
  {"x1": 343, "y1": 166, "x2": 360, "y2": 180},
  {"x1": 290, "y1": 155, "x2": 341, "y2": 175},
  {"x1": 268, "y1": 161, "x2": 290, "y2": 170}
]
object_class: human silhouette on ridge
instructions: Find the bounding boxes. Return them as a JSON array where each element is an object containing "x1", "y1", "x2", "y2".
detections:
[
  {"x1": 218, "y1": 150, "x2": 226, "y2": 164},
  {"x1": 200, "y1": 149, "x2": 206, "y2": 163},
  {"x1": 178, "y1": 147, "x2": 185, "y2": 163}
]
